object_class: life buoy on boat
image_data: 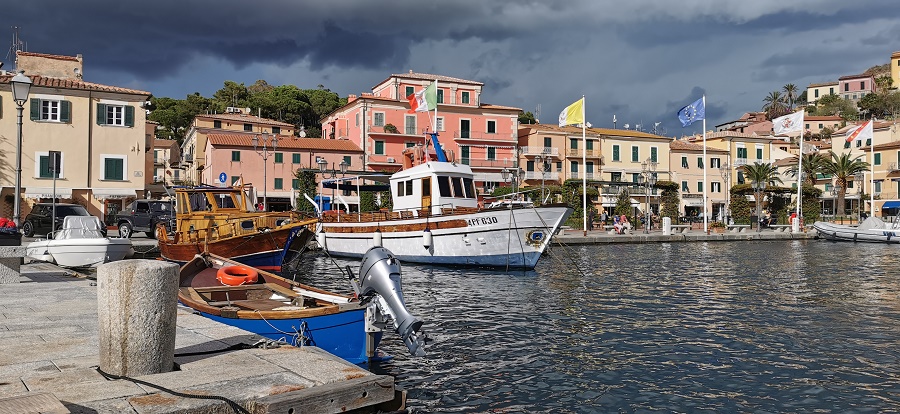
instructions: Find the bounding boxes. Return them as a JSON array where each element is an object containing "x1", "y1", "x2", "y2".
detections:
[{"x1": 216, "y1": 265, "x2": 259, "y2": 286}]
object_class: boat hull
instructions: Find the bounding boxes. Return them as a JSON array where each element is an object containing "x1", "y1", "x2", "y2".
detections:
[
  {"x1": 813, "y1": 221, "x2": 900, "y2": 243},
  {"x1": 27, "y1": 238, "x2": 133, "y2": 267},
  {"x1": 320, "y1": 205, "x2": 572, "y2": 269},
  {"x1": 196, "y1": 309, "x2": 380, "y2": 365},
  {"x1": 159, "y1": 226, "x2": 313, "y2": 270}
]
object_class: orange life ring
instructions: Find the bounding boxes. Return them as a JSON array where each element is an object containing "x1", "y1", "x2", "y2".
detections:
[{"x1": 216, "y1": 265, "x2": 259, "y2": 286}]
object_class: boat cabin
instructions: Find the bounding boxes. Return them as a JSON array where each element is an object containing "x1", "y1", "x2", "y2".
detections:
[
  {"x1": 390, "y1": 162, "x2": 478, "y2": 215},
  {"x1": 170, "y1": 186, "x2": 295, "y2": 241}
]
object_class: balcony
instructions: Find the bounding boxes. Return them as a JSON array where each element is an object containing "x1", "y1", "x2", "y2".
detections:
[
  {"x1": 566, "y1": 149, "x2": 602, "y2": 158},
  {"x1": 521, "y1": 147, "x2": 559, "y2": 157},
  {"x1": 368, "y1": 154, "x2": 402, "y2": 165},
  {"x1": 453, "y1": 130, "x2": 517, "y2": 143},
  {"x1": 889, "y1": 162, "x2": 899, "y2": 172},
  {"x1": 569, "y1": 172, "x2": 598, "y2": 180},
  {"x1": 460, "y1": 158, "x2": 514, "y2": 169},
  {"x1": 600, "y1": 184, "x2": 657, "y2": 196},
  {"x1": 524, "y1": 171, "x2": 560, "y2": 181},
  {"x1": 733, "y1": 158, "x2": 774, "y2": 167}
]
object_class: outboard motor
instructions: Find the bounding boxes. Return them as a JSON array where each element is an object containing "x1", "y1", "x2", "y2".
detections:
[{"x1": 356, "y1": 247, "x2": 426, "y2": 357}]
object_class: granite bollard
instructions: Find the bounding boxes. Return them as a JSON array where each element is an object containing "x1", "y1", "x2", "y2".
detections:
[{"x1": 97, "y1": 259, "x2": 179, "y2": 376}]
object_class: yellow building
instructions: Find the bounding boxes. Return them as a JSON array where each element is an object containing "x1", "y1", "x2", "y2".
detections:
[
  {"x1": 0, "y1": 51, "x2": 151, "y2": 223},
  {"x1": 669, "y1": 139, "x2": 730, "y2": 218}
]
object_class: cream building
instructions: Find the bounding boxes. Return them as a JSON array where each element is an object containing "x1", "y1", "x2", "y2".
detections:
[
  {"x1": 669, "y1": 139, "x2": 730, "y2": 219},
  {"x1": 0, "y1": 52, "x2": 151, "y2": 223}
]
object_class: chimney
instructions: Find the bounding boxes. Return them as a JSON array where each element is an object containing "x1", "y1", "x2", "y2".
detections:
[{"x1": 347, "y1": 94, "x2": 357, "y2": 103}]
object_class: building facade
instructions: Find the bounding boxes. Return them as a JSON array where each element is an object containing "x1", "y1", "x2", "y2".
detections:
[{"x1": 669, "y1": 139, "x2": 730, "y2": 219}]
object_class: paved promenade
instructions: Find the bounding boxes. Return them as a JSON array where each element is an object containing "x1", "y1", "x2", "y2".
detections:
[
  {"x1": 554, "y1": 226, "x2": 816, "y2": 245},
  {"x1": 0, "y1": 263, "x2": 401, "y2": 413}
]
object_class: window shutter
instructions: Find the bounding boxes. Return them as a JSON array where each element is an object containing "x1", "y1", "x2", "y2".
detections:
[
  {"x1": 60, "y1": 101, "x2": 72, "y2": 123},
  {"x1": 97, "y1": 103, "x2": 107, "y2": 125},
  {"x1": 30, "y1": 99, "x2": 39, "y2": 120},
  {"x1": 125, "y1": 106, "x2": 134, "y2": 127}
]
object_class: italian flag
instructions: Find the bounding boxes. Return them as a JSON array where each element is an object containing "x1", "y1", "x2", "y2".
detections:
[{"x1": 407, "y1": 81, "x2": 437, "y2": 113}]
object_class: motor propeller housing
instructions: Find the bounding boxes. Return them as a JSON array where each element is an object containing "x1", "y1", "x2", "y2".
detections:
[{"x1": 358, "y1": 247, "x2": 426, "y2": 357}]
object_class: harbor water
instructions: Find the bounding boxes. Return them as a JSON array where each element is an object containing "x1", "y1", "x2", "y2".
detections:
[{"x1": 297, "y1": 240, "x2": 900, "y2": 412}]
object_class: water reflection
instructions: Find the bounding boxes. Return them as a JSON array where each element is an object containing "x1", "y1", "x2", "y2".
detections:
[{"x1": 295, "y1": 241, "x2": 900, "y2": 412}]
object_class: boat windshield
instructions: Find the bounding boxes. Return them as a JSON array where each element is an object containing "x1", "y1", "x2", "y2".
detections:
[{"x1": 211, "y1": 193, "x2": 238, "y2": 209}]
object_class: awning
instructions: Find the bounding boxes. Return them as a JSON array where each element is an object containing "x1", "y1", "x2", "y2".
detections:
[
  {"x1": 882, "y1": 201, "x2": 900, "y2": 209},
  {"x1": 601, "y1": 196, "x2": 640, "y2": 207},
  {"x1": 24, "y1": 187, "x2": 73, "y2": 199},
  {"x1": 683, "y1": 198, "x2": 705, "y2": 206},
  {"x1": 91, "y1": 188, "x2": 136, "y2": 199}
]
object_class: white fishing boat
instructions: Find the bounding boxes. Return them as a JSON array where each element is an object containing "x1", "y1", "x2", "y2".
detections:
[
  {"x1": 315, "y1": 134, "x2": 572, "y2": 269},
  {"x1": 26, "y1": 216, "x2": 133, "y2": 268},
  {"x1": 813, "y1": 215, "x2": 900, "y2": 244}
]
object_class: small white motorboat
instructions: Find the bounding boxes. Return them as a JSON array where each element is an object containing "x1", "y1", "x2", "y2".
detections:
[
  {"x1": 26, "y1": 216, "x2": 133, "y2": 268},
  {"x1": 813, "y1": 215, "x2": 900, "y2": 244}
]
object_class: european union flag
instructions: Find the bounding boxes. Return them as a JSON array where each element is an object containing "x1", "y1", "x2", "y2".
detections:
[{"x1": 677, "y1": 97, "x2": 705, "y2": 127}]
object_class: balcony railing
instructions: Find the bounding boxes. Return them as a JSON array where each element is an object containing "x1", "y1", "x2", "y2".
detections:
[
  {"x1": 521, "y1": 147, "x2": 559, "y2": 156},
  {"x1": 569, "y1": 172, "x2": 598, "y2": 180},
  {"x1": 367, "y1": 154, "x2": 402, "y2": 165},
  {"x1": 460, "y1": 158, "x2": 514, "y2": 168},
  {"x1": 600, "y1": 185, "x2": 658, "y2": 196},
  {"x1": 524, "y1": 171, "x2": 560, "y2": 180},
  {"x1": 453, "y1": 130, "x2": 517, "y2": 142},
  {"x1": 734, "y1": 158, "x2": 774, "y2": 167},
  {"x1": 566, "y1": 149, "x2": 602, "y2": 158}
]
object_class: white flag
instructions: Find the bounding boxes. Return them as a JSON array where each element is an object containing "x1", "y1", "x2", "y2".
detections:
[
  {"x1": 772, "y1": 111, "x2": 804, "y2": 136},
  {"x1": 845, "y1": 120, "x2": 873, "y2": 143}
]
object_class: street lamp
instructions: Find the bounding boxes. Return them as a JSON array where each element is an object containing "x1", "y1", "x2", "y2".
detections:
[
  {"x1": 326, "y1": 160, "x2": 349, "y2": 213},
  {"x1": 854, "y1": 173, "x2": 864, "y2": 218},
  {"x1": 11, "y1": 71, "x2": 32, "y2": 227},
  {"x1": 830, "y1": 183, "x2": 842, "y2": 220},
  {"x1": 500, "y1": 167, "x2": 525, "y2": 203},
  {"x1": 752, "y1": 179, "x2": 768, "y2": 232},
  {"x1": 640, "y1": 159, "x2": 657, "y2": 233},
  {"x1": 251, "y1": 132, "x2": 278, "y2": 211},
  {"x1": 718, "y1": 162, "x2": 730, "y2": 224}
]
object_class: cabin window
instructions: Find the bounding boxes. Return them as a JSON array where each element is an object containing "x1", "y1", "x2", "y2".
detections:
[
  {"x1": 397, "y1": 181, "x2": 405, "y2": 197},
  {"x1": 451, "y1": 177, "x2": 464, "y2": 197},
  {"x1": 240, "y1": 220, "x2": 254, "y2": 230},
  {"x1": 405, "y1": 180, "x2": 413, "y2": 196},
  {"x1": 463, "y1": 178, "x2": 475, "y2": 198},
  {"x1": 437, "y1": 176, "x2": 452, "y2": 197},
  {"x1": 214, "y1": 193, "x2": 237, "y2": 209}
]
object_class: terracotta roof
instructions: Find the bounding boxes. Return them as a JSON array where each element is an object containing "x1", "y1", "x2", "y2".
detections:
[
  {"x1": 773, "y1": 157, "x2": 797, "y2": 167},
  {"x1": 480, "y1": 103, "x2": 522, "y2": 111},
  {"x1": 803, "y1": 116, "x2": 842, "y2": 121},
  {"x1": 688, "y1": 131, "x2": 775, "y2": 140},
  {"x1": 833, "y1": 120, "x2": 892, "y2": 134},
  {"x1": 669, "y1": 139, "x2": 728, "y2": 153},
  {"x1": 384, "y1": 71, "x2": 483, "y2": 86},
  {"x1": 808, "y1": 81, "x2": 838, "y2": 88},
  {"x1": 153, "y1": 139, "x2": 179, "y2": 149},
  {"x1": 0, "y1": 73, "x2": 151, "y2": 96},
  {"x1": 871, "y1": 140, "x2": 900, "y2": 151},
  {"x1": 838, "y1": 73, "x2": 871, "y2": 81},
  {"x1": 208, "y1": 134, "x2": 363, "y2": 152},
  {"x1": 17, "y1": 51, "x2": 79, "y2": 62},
  {"x1": 195, "y1": 113, "x2": 294, "y2": 127}
]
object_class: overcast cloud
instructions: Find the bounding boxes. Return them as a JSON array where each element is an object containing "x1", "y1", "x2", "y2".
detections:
[{"x1": 4, "y1": 0, "x2": 898, "y2": 135}]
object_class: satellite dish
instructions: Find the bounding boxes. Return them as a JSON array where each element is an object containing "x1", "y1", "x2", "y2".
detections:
[
  {"x1": 298, "y1": 130, "x2": 307, "y2": 137},
  {"x1": 623, "y1": 124, "x2": 630, "y2": 129}
]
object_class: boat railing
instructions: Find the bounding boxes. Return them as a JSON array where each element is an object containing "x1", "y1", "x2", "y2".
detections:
[
  {"x1": 320, "y1": 203, "x2": 480, "y2": 223},
  {"x1": 170, "y1": 212, "x2": 315, "y2": 244}
]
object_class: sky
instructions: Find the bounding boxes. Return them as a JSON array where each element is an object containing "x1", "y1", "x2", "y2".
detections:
[{"x1": 4, "y1": 0, "x2": 900, "y2": 137}]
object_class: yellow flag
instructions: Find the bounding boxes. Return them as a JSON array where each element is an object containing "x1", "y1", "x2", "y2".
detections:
[{"x1": 558, "y1": 98, "x2": 584, "y2": 127}]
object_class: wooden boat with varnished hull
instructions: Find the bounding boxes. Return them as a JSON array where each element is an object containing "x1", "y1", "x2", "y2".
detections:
[{"x1": 157, "y1": 185, "x2": 317, "y2": 271}]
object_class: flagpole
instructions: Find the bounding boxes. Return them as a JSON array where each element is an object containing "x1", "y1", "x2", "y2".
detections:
[
  {"x1": 796, "y1": 111, "x2": 804, "y2": 231},
  {"x1": 702, "y1": 96, "x2": 708, "y2": 233},
  {"x1": 871, "y1": 117, "x2": 876, "y2": 215},
  {"x1": 582, "y1": 95, "x2": 587, "y2": 236}
]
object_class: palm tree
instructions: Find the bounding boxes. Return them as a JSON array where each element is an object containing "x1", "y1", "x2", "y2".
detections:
[
  {"x1": 785, "y1": 153, "x2": 826, "y2": 186},
  {"x1": 742, "y1": 162, "x2": 784, "y2": 224},
  {"x1": 820, "y1": 150, "x2": 869, "y2": 216},
  {"x1": 763, "y1": 91, "x2": 788, "y2": 120},
  {"x1": 782, "y1": 84, "x2": 798, "y2": 111}
]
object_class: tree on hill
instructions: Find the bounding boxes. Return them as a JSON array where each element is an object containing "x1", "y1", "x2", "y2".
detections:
[
  {"x1": 782, "y1": 84, "x2": 798, "y2": 111},
  {"x1": 518, "y1": 111, "x2": 537, "y2": 124},
  {"x1": 763, "y1": 91, "x2": 788, "y2": 120}
]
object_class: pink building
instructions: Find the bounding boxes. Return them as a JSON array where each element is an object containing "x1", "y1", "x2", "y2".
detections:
[
  {"x1": 321, "y1": 71, "x2": 521, "y2": 195},
  {"x1": 838, "y1": 73, "x2": 875, "y2": 102},
  {"x1": 204, "y1": 133, "x2": 362, "y2": 211}
]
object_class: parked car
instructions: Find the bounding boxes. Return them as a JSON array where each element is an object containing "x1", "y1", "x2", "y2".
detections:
[
  {"x1": 114, "y1": 199, "x2": 175, "y2": 238},
  {"x1": 22, "y1": 203, "x2": 105, "y2": 238}
]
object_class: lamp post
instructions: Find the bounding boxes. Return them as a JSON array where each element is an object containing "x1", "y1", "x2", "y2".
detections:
[
  {"x1": 718, "y1": 162, "x2": 730, "y2": 224},
  {"x1": 500, "y1": 167, "x2": 525, "y2": 203},
  {"x1": 830, "y1": 184, "x2": 842, "y2": 222},
  {"x1": 753, "y1": 179, "x2": 768, "y2": 232},
  {"x1": 251, "y1": 132, "x2": 278, "y2": 211},
  {"x1": 317, "y1": 158, "x2": 327, "y2": 215},
  {"x1": 640, "y1": 159, "x2": 657, "y2": 233},
  {"x1": 11, "y1": 71, "x2": 32, "y2": 227},
  {"x1": 326, "y1": 160, "x2": 349, "y2": 212},
  {"x1": 854, "y1": 173, "x2": 864, "y2": 219},
  {"x1": 535, "y1": 155, "x2": 550, "y2": 204}
]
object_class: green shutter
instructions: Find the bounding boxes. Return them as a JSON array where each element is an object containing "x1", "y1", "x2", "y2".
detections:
[
  {"x1": 343, "y1": 156, "x2": 351, "y2": 166},
  {"x1": 30, "y1": 99, "x2": 39, "y2": 120},
  {"x1": 274, "y1": 153, "x2": 283, "y2": 163},
  {"x1": 612, "y1": 145, "x2": 619, "y2": 161},
  {"x1": 292, "y1": 179, "x2": 300, "y2": 189},
  {"x1": 104, "y1": 158, "x2": 124, "y2": 180},
  {"x1": 292, "y1": 153, "x2": 301, "y2": 164},
  {"x1": 125, "y1": 105, "x2": 134, "y2": 127},
  {"x1": 60, "y1": 101, "x2": 71, "y2": 123},
  {"x1": 39, "y1": 156, "x2": 51, "y2": 178},
  {"x1": 96, "y1": 103, "x2": 106, "y2": 125},
  {"x1": 274, "y1": 178, "x2": 283, "y2": 189}
]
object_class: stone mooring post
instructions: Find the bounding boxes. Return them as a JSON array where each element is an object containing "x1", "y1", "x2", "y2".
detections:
[{"x1": 97, "y1": 259, "x2": 179, "y2": 376}]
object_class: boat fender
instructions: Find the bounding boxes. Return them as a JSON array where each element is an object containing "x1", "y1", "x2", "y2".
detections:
[
  {"x1": 317, "y1": 231, "x2": 326, "y2": 249},
  {"x1": 373, "y1": 228, "x2": 383, "y2": 247},
  {"x1": 216, "y1": 265, "x2": 259, "y2": 286},
  {"x1": 423, "y1": 228, "x2": 433, "y2": 249}
]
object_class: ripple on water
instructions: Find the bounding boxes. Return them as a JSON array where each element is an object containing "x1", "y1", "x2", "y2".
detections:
[{"x1": 294, "y1": 241, "x2": 900, "y2": 412}]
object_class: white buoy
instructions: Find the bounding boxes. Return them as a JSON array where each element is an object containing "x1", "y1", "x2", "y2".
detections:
[
  {"x1": 423, "y1": 228, "x2": 433, "y2": 249},
  {"x1": 373, "y1": 228, "x2": 383, "y2": 247},
  {"x1": 317, "y1": 231, "x2": 326, "y2": 249}
]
